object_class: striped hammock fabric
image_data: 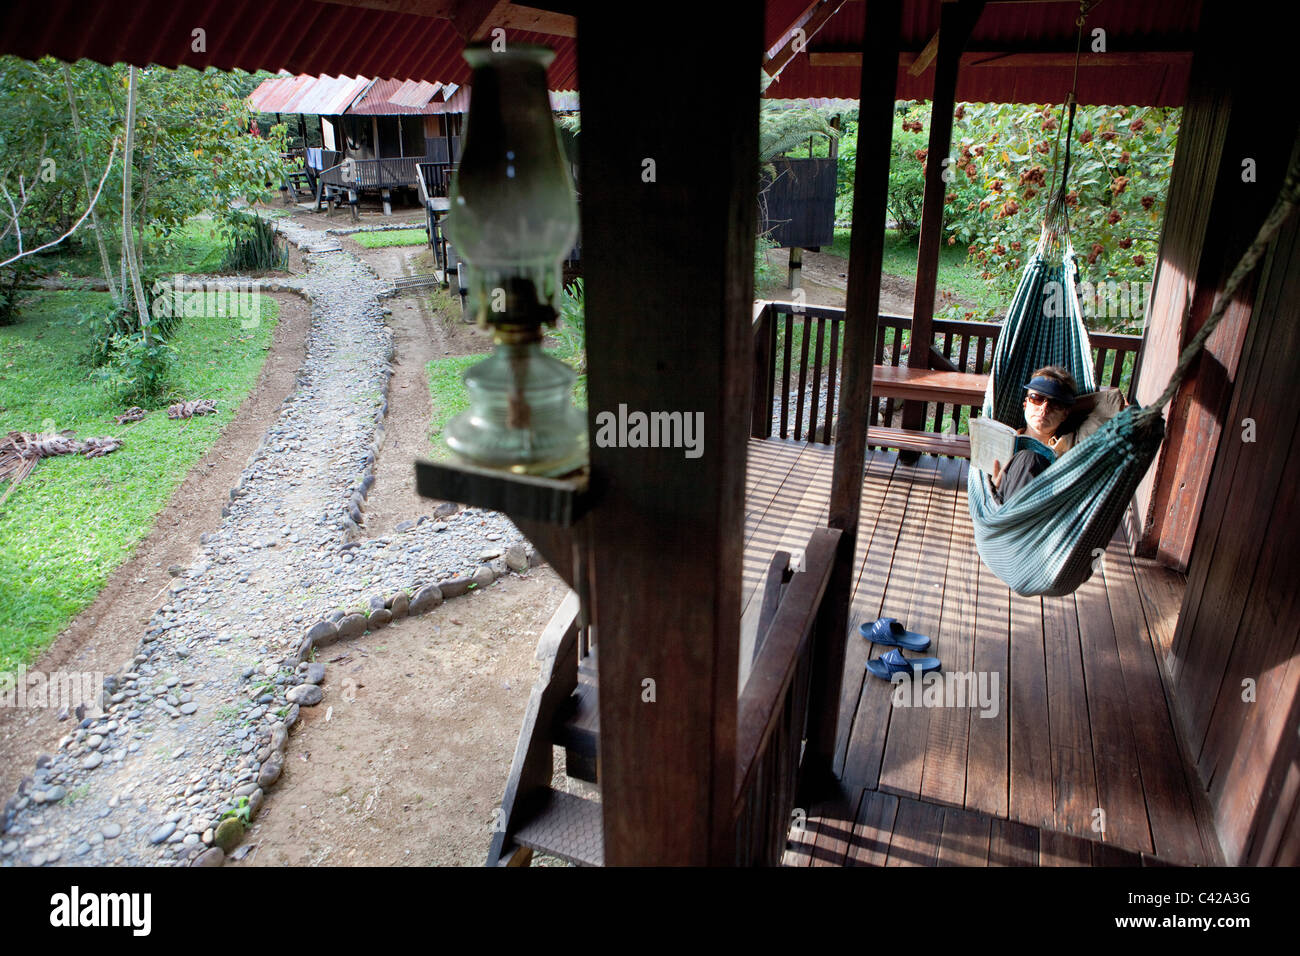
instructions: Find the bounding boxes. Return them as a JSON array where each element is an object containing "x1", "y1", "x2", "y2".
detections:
[{"x1": 967, "y1": 242, "x2": 1165, "y2": 597}]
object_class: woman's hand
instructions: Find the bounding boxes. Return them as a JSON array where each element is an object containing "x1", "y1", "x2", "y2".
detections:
[{"x1": 990, "y1": 459, "x2": 1003, "y2": 488}]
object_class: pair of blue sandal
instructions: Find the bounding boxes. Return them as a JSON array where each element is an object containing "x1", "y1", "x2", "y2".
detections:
[{"x1": 859, "y1": 617, "x2": 941, "y2": 680}]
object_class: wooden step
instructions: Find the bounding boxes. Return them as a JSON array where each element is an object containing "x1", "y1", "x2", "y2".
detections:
[
  {"x1": 512, "y1": 789, "x2": 604, "y2": 867},
  {"x1": 868, "y1": 425, "x2": 971, "y2": 459},
  {"x1": 554, "y1": 660, "x2": 599, "y2": 783}
]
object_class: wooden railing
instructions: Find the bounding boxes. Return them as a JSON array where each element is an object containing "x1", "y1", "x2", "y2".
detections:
[
  {"x1": 732, "y1": 527, "x2": 840, "y2": 866},
  {"x1": 320, "y1": 155, "x2": 430, "y2": 190},
  {"x1": 751, "y1": 300, "x2": 1145, "y2": 448}
]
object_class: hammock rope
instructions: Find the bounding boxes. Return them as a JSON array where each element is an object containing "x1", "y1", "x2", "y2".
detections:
[{"x1": 968, "y1": 60, "x2": 1300, "y2": 596}]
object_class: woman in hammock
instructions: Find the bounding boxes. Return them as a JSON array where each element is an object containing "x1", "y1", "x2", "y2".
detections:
[{"x1": 990, "y1": 365, "x2": 1126, "y2": 504}]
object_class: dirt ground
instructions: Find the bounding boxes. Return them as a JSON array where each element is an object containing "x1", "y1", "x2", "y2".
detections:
[
  {"x1": 761, "y1": 244, "x2": 977, "y2": 314},
  {"x1": 0, "y1": 291, "x2": 311, "y2": 802},
  {"x1": 228, "y1": 568, "x2": 567, "y2": 867}
]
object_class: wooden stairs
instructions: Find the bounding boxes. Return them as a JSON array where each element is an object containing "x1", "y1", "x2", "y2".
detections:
[{"x1": 487, "y1": 591, "x2": 605, "y2": 866}]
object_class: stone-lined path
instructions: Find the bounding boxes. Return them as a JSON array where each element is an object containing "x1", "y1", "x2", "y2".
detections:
[{"x1": 0, "y1": 218, "x2": 529, "y2": 866}]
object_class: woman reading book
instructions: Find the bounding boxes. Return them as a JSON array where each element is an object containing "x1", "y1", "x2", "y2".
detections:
[{"x1": 989, "y1": 365, "x2": 1127, "y2": 504}]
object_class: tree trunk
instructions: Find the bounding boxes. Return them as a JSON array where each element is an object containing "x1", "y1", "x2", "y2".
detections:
[
  {"x1": 62, "y1": 64, "x2": 121, "y2": 304},
  {"x1": 120, "y1": 66, "x2": 150, "y2": 343}
]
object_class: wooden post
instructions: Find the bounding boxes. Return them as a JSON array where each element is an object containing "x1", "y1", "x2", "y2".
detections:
[
  {"x1": 578, "y1": 3, "x2": 759, "y2": 864},
  {"x1": 787, "y1": 247, "x2": 803, "y2": 289},
  {"x1": 901, "y1": 0, "x2": 985, "y2": 453},
  {"x1": 803, "y1": 0, "x2": 903, "y2": 790}
]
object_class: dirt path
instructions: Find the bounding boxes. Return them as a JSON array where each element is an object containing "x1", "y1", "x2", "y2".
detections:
[
  {"x1": 347, "y1": 242, "x2": 493, "y2": 537},
  {"x1": 0, "y1": 291, "x2": 311, "y2": 804}
]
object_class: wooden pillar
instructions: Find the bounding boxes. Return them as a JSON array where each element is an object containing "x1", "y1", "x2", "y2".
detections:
[
  {"x1": 803, "y1": 0, "x2": 902, "y2": 788},
  {"x1": 578, "y1": 3, "x2": 759, "y2": 864},
  {"x1": 901, "y1": 0, "x2": 984, "y2": 448},
  {"x1": 787, "y1": 247, "x2": 803, "y2": 289}
]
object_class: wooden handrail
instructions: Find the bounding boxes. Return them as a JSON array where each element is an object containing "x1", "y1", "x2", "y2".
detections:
[{"x1": 734, "y1": 527, "x2": 841, "y2": 803}]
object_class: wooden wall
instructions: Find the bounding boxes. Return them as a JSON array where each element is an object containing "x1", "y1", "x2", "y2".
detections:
[
  {"x1": 1166, "y1": 123, "x2": 1300, "y2": 865},
  {"x1": 1131, "y1": 0, "x2": 1284, "y2": 571},
  {"x1": 760, "y1": 157, "x2": 837, "y2": 249}
]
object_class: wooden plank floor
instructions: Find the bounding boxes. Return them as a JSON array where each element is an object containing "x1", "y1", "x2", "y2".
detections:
[{"x1": 740, "y1": 438, "x2": 1218, "y2": 866}]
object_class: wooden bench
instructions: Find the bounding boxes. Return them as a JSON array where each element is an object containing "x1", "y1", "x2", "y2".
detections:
[{"x1": 866, "y1": 366, "x2": 987, "y2": 458}]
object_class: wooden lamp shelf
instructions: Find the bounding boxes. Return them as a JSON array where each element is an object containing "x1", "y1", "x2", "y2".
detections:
[{"x1": 414, "y1": 458, "x2": 594, "y2": 527}]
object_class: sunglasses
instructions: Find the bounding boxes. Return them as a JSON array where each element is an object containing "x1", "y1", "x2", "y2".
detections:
[{"x1": 1026, "y1": 391, "x2": 1065, "y2": 411}]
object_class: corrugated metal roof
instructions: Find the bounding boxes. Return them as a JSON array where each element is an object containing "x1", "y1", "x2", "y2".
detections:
[
  {"x1": 1, "y1": 0, "x2": 1197, "y2": 108},
  {"x1": 248, "y1": 73, "x2": 374, "y2": 115},
  {"x1": 388, "y1": 79, "x2": 441, "y2": 109},
  {"x1": 0, "y1": 0, "x2": 579, "y2": 90},
  {"x1": 763, "y1": 0, "x2": 1201, "y2": 106}
]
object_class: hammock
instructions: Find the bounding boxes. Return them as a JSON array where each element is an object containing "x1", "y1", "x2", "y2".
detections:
[{"x1": 967, "y1": 104, "x2": 1300, "y2": 597}]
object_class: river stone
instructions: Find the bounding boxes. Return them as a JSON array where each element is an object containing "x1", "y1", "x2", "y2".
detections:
[
  {"x1": 336, "y1": 613, "x2": 367, "y2": 640},
  {"x1": 433, "y1": 501, "x2": 458, "y2": 518},
  {"x1": 193, "y1": 846, "x2": 225, "y2": 867},
  {"x1": 408, "y1": 584, "x2": 444, "y2": 615},
  {"x1": 472, "y1": 566, "x2": 496, "y2": 588},
  {"x1": 213, "y1": 817, "x2": 244, "y2": 852},
  {"x1": 257, "y1": 755, "x2": 284, "y2": 789},
  {"x1": 367, "y1": 608, "x2": 392, "y2": 630},
  {"x1": 389, "y1": 592, "x2": 410, "y2": 619},
  {"x1": 101, "y1": 822, "x2": 122, "y2": 839},
  {"x1": 247, "y1": 788, "x2": 264, "y2": 820},
  {"x1": 286, "y1": 684, "x2": 323, "y2": 706},
  {"x1": 438, "y1": 577, "x2": 472, "y2": 599},
  {"x1": 304, "y1": 662, "x2": 327, "y2": 685},
  {"x1": 505, "y1": 545, "x2": 529, "y2": 572},
  {"x1": 82, "y1": 753, "x2": 103, "y2": 771},
  {"x1": 149, "y1": 822, "x2": 177, "y2": 844},
  {"x1": 304, "y1": 620, "x2": 338, "y2": 646}
]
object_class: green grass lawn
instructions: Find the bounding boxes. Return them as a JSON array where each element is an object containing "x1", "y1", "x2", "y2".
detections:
[
  {"x1": 352, "y1": 228, "x2": 429, "y2": 249},
  {"x1": 425, "y1": 351, "x2": 587, "y2": 461},
  {"x1": 0, "y1": 290, "x2": 279, "y2": 670},
  {"x1": 827, "y1": 227, "x2": 1005, "y2": 316}
]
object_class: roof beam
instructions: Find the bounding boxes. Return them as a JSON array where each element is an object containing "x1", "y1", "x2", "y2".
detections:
[
  {"x1": 810, "y1": 49, "x2": 1194, "y2": 69},
  {"x1": 314, "y1": 0, "x2": 575, "y2": 37},
  {"x1": 764, "y1": 0, "x2": 848, "y2": 80}
]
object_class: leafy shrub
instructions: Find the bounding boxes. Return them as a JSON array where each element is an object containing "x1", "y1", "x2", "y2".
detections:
[
  {"x1": 0, "y1": 257, "x2": 40, "y2": 326},
  {"x1": 221, "y1": 211, "x2": 287, "y2": 272},
  {"x1": 98, "y1": 332, "x2": 175, "y2": 406},
  {"x1": 550, "y1": 277, "x2": 586, "y2": 375}
]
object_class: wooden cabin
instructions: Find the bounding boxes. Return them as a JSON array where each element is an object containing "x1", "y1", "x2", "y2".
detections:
[
  {"x1": 249, "y1": 73, "x2": 467, "y2": 213},
  {"x1": 3, "y1": 0, "x2": 1296, "y2": 868}
]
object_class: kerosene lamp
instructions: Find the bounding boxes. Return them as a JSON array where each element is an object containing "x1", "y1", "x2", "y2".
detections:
[{"x1": 441, "y1": 43, "x2": 586, "y2": 477}]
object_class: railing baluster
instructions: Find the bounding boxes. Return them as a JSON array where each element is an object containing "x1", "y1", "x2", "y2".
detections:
[
  {"x1": 794, "y1": 315, "x2": 811, "y2": 442},
  {"x1": 780, "y1": 312, "x2": 792, "y2": 439},
  {"x1": 808, "y1": 318, "x2": 826, "y2": 440},
  {"x1": 956, "y1": 333, "x2": 972, "y2": 434},
  {"x1": 822, "y1": 318, "x2": 839, "y2": 444}
]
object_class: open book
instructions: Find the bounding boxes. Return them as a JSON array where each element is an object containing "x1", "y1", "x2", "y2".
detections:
[{"x1": 968, "y1": 416, "x2": 1018, "y2": 475}]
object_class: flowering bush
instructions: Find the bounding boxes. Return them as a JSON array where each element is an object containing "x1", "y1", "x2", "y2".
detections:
[{"x1": 906, "y1": 101, "x2": 1180, "y2": 330}]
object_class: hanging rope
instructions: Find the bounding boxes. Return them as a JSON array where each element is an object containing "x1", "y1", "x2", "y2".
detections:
[{"x1": 1135, "y1": 146, "x2": 1300, "y2": 426}]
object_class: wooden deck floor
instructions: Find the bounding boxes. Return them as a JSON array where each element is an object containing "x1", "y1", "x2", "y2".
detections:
[{"x1": 739, "y1": 438, "x2": 1220, "y2": 866}]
